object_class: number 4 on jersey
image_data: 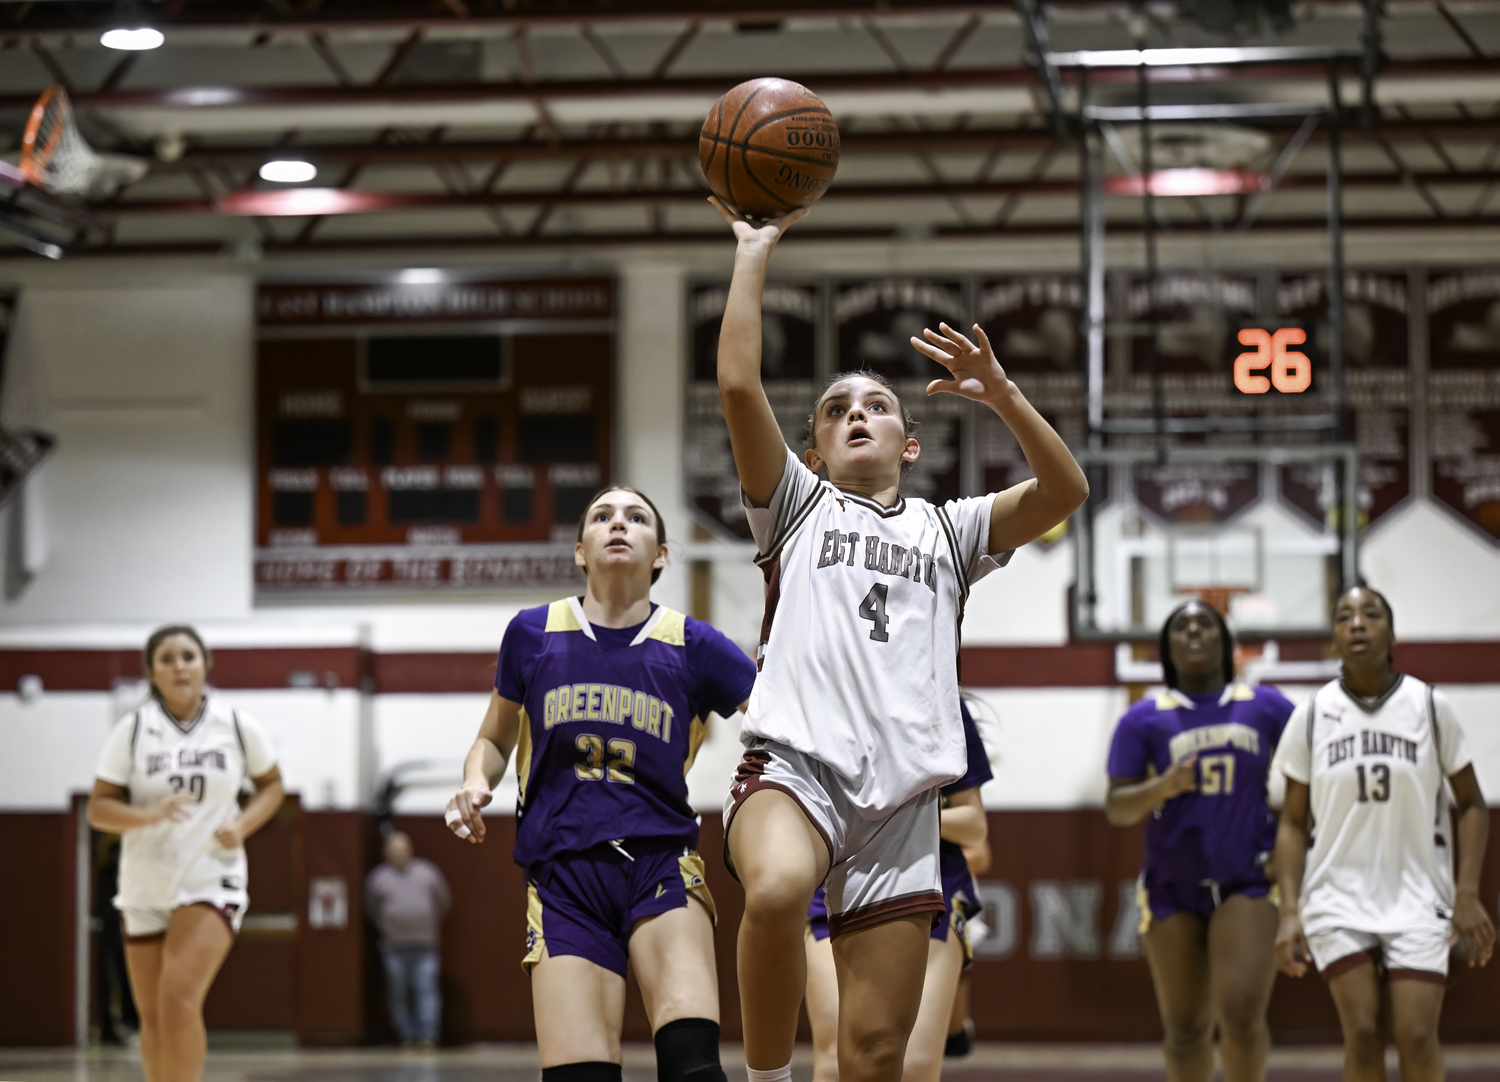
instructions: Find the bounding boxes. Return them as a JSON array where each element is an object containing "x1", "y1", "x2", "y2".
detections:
[{"x1": 858, "y1": 583, "x2": 890, "y2": 642}]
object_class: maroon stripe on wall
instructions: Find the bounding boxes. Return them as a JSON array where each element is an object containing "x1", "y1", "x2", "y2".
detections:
[{"x1": 1, "y1": 640, "x2": 1495, "y2": 693}]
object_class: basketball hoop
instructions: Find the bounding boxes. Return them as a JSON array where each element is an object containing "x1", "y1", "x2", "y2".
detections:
[
  {"x1": 1178, "y1": 585, "x2": 1251, "y2": 617},
  {"x1": 19, "y1": 85, "x2": 103, "y2": 197}
]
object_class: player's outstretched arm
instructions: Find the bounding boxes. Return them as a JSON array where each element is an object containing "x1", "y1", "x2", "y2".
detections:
[
  {"x1": 1450, "y1": 764, "x2": 1495, "y2": 966},
  {"x1": 446, "y1": 690, "x2": 522, "y2": 845},
  {"x1": 1273, "y1": 778, "x2": 1312, "y2": 977},
  {"x1": 709, "y1": 195, "x2": 807, "y2": 507},
  {"x1": 911, "y1": 322, "x2": 1088, "y2": 553}
]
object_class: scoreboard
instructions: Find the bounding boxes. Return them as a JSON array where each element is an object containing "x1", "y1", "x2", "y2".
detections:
[{"x1": 254, "y1": 276, "x2": 613, "y2": 595}]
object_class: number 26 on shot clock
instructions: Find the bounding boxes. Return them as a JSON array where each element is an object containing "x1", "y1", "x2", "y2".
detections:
[{"x1": 1233, "y1": 326, "x2": 1312, "y2": 394}]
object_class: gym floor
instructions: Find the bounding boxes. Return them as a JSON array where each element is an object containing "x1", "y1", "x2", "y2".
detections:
[{"x1": 9, "y1": 1043, "x2": 1500, "y2": 1082}]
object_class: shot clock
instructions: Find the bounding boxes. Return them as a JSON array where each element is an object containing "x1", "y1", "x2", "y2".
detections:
[{"x1": 1232, "y1": 323, "x2": 1314, "y2": 394}]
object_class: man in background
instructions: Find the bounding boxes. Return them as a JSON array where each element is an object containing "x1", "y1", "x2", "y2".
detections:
[{"x1": 365, "y1": 830, "x2": 451, "y2": 1048}]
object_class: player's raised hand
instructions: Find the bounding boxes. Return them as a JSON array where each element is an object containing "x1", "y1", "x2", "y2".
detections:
[
  {"x1": 1275, "y1": 910, "x2": 1311, "y2": 977},
  {"x1": 1452, "y1": 892, "x2": 1496, "y2": 967},
  {"x1": 445, "y1": 783, "x2": 492, "y2": 844},
  {"x1": 1159, "y1": 757, "x2": 1199, "y2": 800},
  {"x1": 150, "y1": 789, "x2": 196, "y2": 824},
  {"x1": 707, "y1": 195, "x2": 807, "y2": 257},
  {"x1": 912, "y1": 323, "x2": 1012, "y2": 403}
]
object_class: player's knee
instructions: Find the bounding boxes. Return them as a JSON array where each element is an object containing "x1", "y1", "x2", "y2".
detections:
[
  {"x1": 840, "y1": 1021, "x2": 908, "y2": 1081},
  {"x1": 1215, "y1": 991, "x2": 1267, "y2": 1046},
  {"x1": 1161, "y1": 1012, "x2": 1211, "y2": 1055},
  {"x1": 157, "y1": 983, "x2": 199, "y2": 1026},
  {"x1": 541, "y1": 1063, "x2": 622, "y2": 1082},
  {"x1": 741, "y1": 867, "x2": 813, "y2": 925},
  {"x1": 1393, "y1": 1013, "x2": 1440, "y2": 1063},
  {"x1": 653, "y1": 1018, "x2": 726, "y2": 1082},
  {"x1": 1341, "y1": 1012, "x2": 1382, "y2": 1058}
]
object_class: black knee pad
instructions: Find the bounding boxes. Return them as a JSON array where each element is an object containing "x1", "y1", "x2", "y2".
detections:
[
  {"x1": 653, "y1": 1018, "x2": 727, "y2": 1082},
  {"x1": 542, "y1": 1063, "x2": 621, "y2": 1082}
]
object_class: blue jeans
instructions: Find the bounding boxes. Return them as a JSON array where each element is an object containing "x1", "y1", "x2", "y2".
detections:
[{"x1": 380, "y1": 943, "x2": 441, "y2": 1044}]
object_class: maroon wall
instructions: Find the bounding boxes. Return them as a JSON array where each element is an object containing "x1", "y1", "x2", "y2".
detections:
[
  {"x1": 9, "y1": 807, "x2": 1500, "y2": 1046},
  {"x1": 0, "y1": 810, "x2": 75, "y2": 1046}
]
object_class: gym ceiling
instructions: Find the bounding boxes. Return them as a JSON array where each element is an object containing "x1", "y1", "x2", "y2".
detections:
[{"x1": 1, "y1": 0, "x2": 1498, "y2": 256}]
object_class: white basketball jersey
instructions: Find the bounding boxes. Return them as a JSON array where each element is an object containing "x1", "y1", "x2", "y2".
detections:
[
  {"x1": 742, "y1": 447, "x2": 1005, "y2": 815},
  {"x1": 96, "y1": 696, "x2": 276, "y2": 911},
  {"x1": 1276, "y1": 675, "x2": 1471, "y2": 937}
]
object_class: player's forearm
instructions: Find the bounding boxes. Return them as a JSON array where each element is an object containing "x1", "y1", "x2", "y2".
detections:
[
  {"x1": 986, "y1": 383, "x2": 1089, "y2": 513},
  {"x1": 231, "y1": 779, "x2": 285, "y2": 840},
  {"x1": 87, "y1": 795, "x2": 156, "y2": 833},
  {"x1": 463, "y1": 737, "x2": 508, "y2": 790},
  {"x1": 1273, "y1": 818, "x2": 1308, "y2": 915},
  {"x1": 717, "y1": 246, "x2": 772, "y2": 398},
  {"x1": 1104, "y1": 777, "x2": 1170, "y2": 827},
  {"x1": 939, "y1": 804, "x2": 987, "y2": 846},
  {"x1": 1456, "y1": 801, "x2": 1489, "y2": 897}
]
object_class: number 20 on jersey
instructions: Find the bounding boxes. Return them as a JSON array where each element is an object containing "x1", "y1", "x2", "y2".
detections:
[{"x1": 1233, "y1": 327, "x2": 1313, "y2": 395}]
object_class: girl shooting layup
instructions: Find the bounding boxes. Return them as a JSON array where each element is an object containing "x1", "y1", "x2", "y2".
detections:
[
  {"x1": 1106, "y1": 601, "x2": 1293, "y2": 1082},
  {"x1": 1274, "y1": 585, "x2": 1494, "y2": 1082},
  {"x1": 710, "y1": 196, "x2": 1088, "y2": 1082},
  {"x1": 804, "y1": 698, "x2": 992, "y2": 1082},
  {"x1": 446, "y1": 488, "x2": 757, "y2": 1082},
  {"x1": 88, "y1": 627, "x2": 284, "y2": 1082}
]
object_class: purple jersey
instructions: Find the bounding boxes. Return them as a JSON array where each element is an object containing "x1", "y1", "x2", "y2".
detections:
[
  {"x1": 497, "y1": 598, "x2": 757, "y2": 868},
  {"x1": 1107, "y1": 683, "x2": 1294, "y2": 887}
]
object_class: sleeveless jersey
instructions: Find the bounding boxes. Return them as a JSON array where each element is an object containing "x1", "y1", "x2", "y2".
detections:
[
  {"x1": 1108, "y1": 683, "x2": 1293, "y2": 887},
  {"x1": 743, "y1": 447, "x2": 1005, "y2": 815},
  {"x1": 497, "y1": 597, "x2": 758, "y2": 868},
  {"x1": 1275, "y1": 675, "x2": 1472, "y2": 937},
  {"x1": 94, "y1": 696, "x2": 277, "y2": 911}
]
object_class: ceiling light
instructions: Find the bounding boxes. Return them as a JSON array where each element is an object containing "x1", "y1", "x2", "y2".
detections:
[
  {"x1": 398, "y1": 268, "x2": 444, "y2": 285},
  {"x1": 259, "y1": 160, "x2": 317, "y2": 184},
  {"x1": 101, "y1": 27, "x2": 164, "y2": 50},
  {"x1": 1105, "y1": 168, "x2": 1262, "y2": 197},
  {"x1": 217, "y1": 188, "x2": 405, "y2": 216}
]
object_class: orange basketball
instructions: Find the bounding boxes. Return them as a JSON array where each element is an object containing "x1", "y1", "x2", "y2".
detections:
[{"x1": 699, "y1": 78, "x2": 840, "y2": 219}]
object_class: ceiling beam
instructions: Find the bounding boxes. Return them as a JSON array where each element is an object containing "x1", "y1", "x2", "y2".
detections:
[
  {"x1": 13, "y1": 212, "x2": 1500, "y2": 261},
  {"x1": 7, "y1": 55, "x2": 1496, "y2": 114},
  {"x1": 138, "y1": 118, "x2": 1500, "y2": 175}
]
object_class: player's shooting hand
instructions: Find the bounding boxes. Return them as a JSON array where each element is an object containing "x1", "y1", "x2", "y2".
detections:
[
  {"x1": 911, "y1": 323, "x2": 1013, "y2": 405},
  {"x1": 707, "y1": 196, "x2": 807, "y2": 256},
  {"x1": 1452, "y1": 889, "x2": 1496, "y2": 967},
  {"x1": 1159, "y1": 756, "x2": 1199, "y2": 800},
  {"x1": 214, "y1": 819, "x2": 245, "y2": 849},
  {"x1": 150, "y1": 789, "x2": 196, "y2": 824},
  {"x1": 1275, "y1": 910, "x2": 1311, "y2": 977},
  {"x1": 446, "y1": 784, "x2": 492, "y2": 845}
]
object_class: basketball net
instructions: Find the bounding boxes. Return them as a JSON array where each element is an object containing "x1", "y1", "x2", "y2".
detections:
[{"x1": 19, "y1": 86, "x2": 103, "y2": 197}]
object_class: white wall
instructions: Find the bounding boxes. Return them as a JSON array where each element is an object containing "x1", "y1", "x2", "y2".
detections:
[{"x1": 2, "y1": 242, "x2": 1499, "y2": 814}]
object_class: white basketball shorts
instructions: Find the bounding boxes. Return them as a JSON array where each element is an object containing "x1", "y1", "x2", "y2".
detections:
[
  {"x1": 724, "y1": 738, "x2": 943, "y2": 937},
  {"x1": 1308, "y1": 925, "x2": 1450, "y2": 983}
]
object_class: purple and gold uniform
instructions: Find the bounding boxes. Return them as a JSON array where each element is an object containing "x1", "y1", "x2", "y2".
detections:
[
  {"x1": 808, "y1": 700, "x2": 992, "y2": 964},
  {"x1": 1107, "y1": 683, "x2": 1294, "y2": 929},
  {"x1": 496, "y1": 597, "x2": 757, "y2": 975}
]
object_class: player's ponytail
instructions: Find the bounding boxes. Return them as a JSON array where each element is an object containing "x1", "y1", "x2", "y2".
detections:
[
  {"x1": 575, "y1": 486, "x2": 669, "y2": 584},
  {"x1": 142, "y1": 624, "x2": 213, "y2": 702}
]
